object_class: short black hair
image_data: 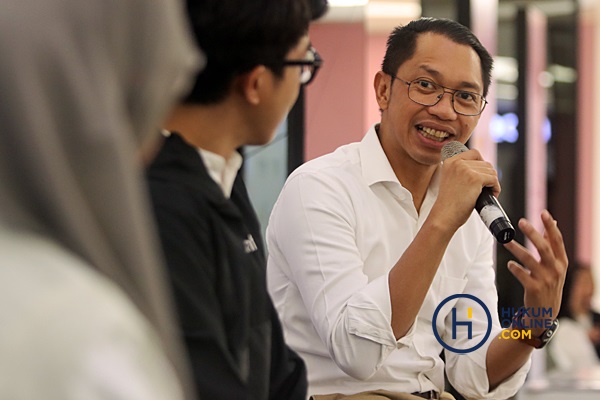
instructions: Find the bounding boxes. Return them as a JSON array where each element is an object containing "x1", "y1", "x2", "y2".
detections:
[
  {"x1": 183, "y1": 0, "x2": 314, "y2": 104},
  {"x1": 310, "y1": 0, "x2": 329, "y2": 20},
  {"x1": 381, "y1": 18, "x2": 493, "y2": 97}
]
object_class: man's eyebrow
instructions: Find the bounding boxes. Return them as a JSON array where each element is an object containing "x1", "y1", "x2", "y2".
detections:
[{"x1": 417, "y1": 65, "x2": 482, "y2": 92}]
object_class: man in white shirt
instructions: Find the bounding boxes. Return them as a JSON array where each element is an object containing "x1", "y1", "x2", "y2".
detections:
[{"x1": 267, "y1": 18, "x2": 568, "y2": 400}]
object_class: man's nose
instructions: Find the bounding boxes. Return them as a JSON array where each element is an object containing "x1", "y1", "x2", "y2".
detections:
[{"x1": 429, "y1": 91, "x2": 457, "y2": 118}]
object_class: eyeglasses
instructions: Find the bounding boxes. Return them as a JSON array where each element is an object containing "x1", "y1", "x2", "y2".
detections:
[
  {"x1": 282, "y1": 47, "x2": 322, "y2": 85},
  {"x1": 389, "y1": 74, "x2": 487, "y2": 116}
]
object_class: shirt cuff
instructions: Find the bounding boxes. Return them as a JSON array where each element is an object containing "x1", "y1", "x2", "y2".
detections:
[
  {"x1": 345, "y1": 273, "x2": 416, "y2": 349},
  {"x1": 449, "y1": 327, "x2": 532, "y2": 399}
]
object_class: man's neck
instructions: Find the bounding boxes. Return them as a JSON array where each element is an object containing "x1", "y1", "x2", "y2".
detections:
[
  {"x1": 395, "y1": 162, "x2": 437, "y2": 214},
  {"x1": 380, "y1": 143, "x2": 437, "y2": 213},
  {"x1": 164, "y1": 103, "x2": 243, "y2": 160}
]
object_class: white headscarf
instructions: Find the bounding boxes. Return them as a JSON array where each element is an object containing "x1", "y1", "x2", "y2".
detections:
[{"x1": 0, "y1": 0, "x2": 202, "y2": 397}]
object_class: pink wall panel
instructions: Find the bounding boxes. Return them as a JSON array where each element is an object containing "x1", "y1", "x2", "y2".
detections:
[
  {"x1": 305, "y1": 23, "x2": 367, "y2": 161},
  {"x1": 470, "y1": 0, "x2": 497, "y2": 165},
  {"x1": 525, "y1": 8, "x2": 548, "y2": 243},
  {"x1": 365, "y1": 33, "x2": 388, "y2": 134},
  {"x1": 577, "y1": 18, "x2": 594, "y2": 264}
]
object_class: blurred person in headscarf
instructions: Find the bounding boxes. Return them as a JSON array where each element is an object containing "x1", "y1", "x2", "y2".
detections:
[{"x1": 0, "y1": 0, "x2": 202, "y2": 398}]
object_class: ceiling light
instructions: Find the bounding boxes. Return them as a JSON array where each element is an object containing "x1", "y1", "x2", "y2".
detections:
[
  {"x1": 367, "y1": 1, "x2": 421, "y2": 19},
  {"x1": 329, "y1": 0, "x2": 369, "y2": 7}
]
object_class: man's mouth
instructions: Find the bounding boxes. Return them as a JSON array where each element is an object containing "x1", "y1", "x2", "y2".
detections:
[{"x1": 417, "y1": 125, "x2": 450, "y2": 142}]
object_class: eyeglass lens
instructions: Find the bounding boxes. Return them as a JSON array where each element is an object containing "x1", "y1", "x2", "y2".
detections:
[
  {"x1": 409, "y1": 79, "x2": 484, "y2": 116},
  {"x1": 299, "y1": 49, "x2": 316, "y2": 84}
]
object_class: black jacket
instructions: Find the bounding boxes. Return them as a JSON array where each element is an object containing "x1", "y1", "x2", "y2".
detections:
[{"x1": 147, "y1": 133, "x2": 307, "y2": 400}]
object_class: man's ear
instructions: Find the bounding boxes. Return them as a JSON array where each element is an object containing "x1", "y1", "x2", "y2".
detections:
[
  {"x1": 238, "y1": 65, "x2": 268, "y2": 106},
  {"x1": 374, "y1": 71, "x2": 392, "y2": 111}
]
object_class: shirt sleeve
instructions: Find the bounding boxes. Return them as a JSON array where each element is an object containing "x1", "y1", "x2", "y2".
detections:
[
  {"x1": 268, "y1": 302, "x2": 309, "y2": 400},
  {"x1": 268, "y1": 171, "x2": 411, "y2": 380},
  {"x1": 444, "y1": 229, "x2": 531, "y2": 399}
]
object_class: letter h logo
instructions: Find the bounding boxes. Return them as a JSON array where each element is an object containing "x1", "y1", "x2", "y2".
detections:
[{"x1": 452, "y1": 307, "x2": 473, "y2": 339}]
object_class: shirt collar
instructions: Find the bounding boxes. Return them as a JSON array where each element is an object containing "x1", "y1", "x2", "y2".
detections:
[
  {"x1": 359, "y1": 124, "x2": 402, "y2": 187},
  {"x1": 197, "y1": 148, "x2": 243, "y2": 199},
  {"x1": 358, "y1": 123, "x2": 442, "y2": 196}
]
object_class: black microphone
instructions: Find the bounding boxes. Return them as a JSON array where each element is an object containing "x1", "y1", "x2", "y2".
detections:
[{"x1": 441, "y1": 141, "x2": 515, "y2": 244}]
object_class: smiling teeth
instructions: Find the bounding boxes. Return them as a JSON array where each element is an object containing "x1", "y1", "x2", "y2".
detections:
[{"x1": 420, "y1": 126, "x2": 449, "y2": 141}]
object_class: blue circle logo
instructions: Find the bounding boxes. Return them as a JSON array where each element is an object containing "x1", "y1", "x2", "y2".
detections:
[{"x1": 432, "y1": 294, "x2": 492, "y2": 354}]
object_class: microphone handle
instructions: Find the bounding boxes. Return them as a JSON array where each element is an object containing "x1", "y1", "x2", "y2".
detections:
[{"x1": 475, "y1": 188, "x2": 516, "y2": 244}]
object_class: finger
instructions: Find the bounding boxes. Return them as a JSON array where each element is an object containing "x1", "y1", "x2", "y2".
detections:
[
  {"x1": 507, "y1": 260, "x2": 533, "y2": 288},
  {"x1": 452, "y1": 148, "x2": 484, "y2": 161},
  {"x1": 462, "y1": 160, "x2": 497, "y2": 176},
  {"x1": 503, "y1": 224, "x2": 544, "y2": 274},
  {"x1": 517, "y1": 217, "x2": 555, "y2": 269},
  {"x1": 463, "y1": 161, "x2": 501, "y2": 197},
  {"x1": 541, "y1": 210, "x2": 568, "y2": 267},
  {"x1": 485, "y1": 179, "x2": 501, "y2": 199}
]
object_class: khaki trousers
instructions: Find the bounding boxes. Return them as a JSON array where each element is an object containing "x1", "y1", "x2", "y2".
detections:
[{"x1": 310, "y1": 390, "x2": 456, "y2": 400}]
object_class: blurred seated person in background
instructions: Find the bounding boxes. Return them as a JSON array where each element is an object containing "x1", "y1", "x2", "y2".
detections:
[
  {"x1": 146, "y1": 0, "x2": 328, "y2": 399},
  {"x1": 0, "y1": 0, "x2": 201, "y2": 398},
  {"x1": 549, "y1": 263, "x2": 600, "y2": 371}
]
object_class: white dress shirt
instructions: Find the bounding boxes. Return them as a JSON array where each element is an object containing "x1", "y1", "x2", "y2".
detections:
[
  {"x1": 198, "y1": 148, "x2": 243, "y2": 199},
  {"x1": 266, "y1": 124, "x2": 530, "y2": 399}
]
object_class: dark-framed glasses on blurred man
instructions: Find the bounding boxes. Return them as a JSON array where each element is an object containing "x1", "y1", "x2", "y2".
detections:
[{"x1": 283, "y1": 47, "x2": 322, "y2": 85}]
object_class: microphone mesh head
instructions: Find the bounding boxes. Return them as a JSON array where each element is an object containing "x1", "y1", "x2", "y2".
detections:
[{"x1": 441, "y1": 141, "x2": 468, "y2": 161}]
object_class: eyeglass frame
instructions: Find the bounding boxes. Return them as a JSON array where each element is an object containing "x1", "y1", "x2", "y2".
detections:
[
  {"x1": 282, "y1": 47, "x2": 322, "y2": 85},
  {"x1": 388, "y1": 73, "x2": 488, "y2": 116}
]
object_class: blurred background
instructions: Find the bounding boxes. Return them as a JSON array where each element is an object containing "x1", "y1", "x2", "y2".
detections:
[{"x1": 243, "y1": 1, "x2": 600, "y2": 397}]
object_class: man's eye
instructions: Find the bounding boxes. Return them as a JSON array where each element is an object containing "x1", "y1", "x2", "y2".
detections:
[
  {"x1": 415, "y1": 79, "x2": 438, "y2": 92},
  {"x1": 457, "y1": 91, "x2": 476, "y2": 102}
]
